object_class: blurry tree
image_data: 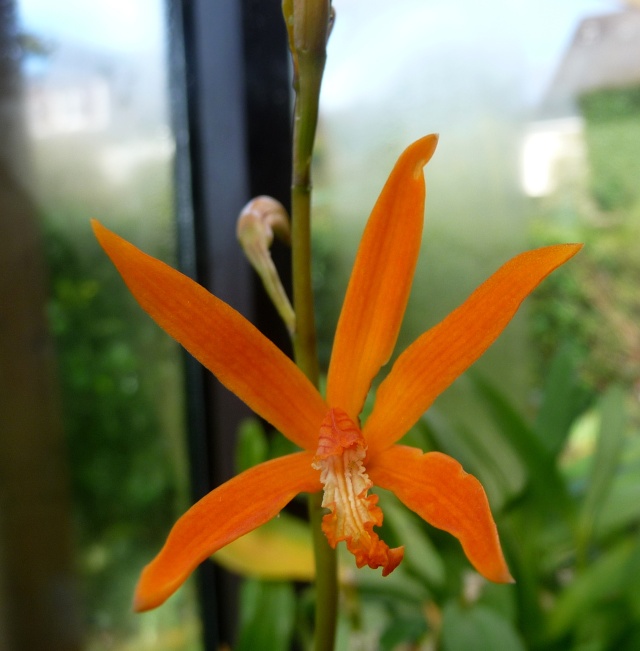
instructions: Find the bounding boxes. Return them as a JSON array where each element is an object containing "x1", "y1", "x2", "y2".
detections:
[
  {"x1": 580, "y1": 86, "x2": 640, "y2": 212},
  {"x1": 531, "y1": 83, "x2": 640, "y2": 415}
]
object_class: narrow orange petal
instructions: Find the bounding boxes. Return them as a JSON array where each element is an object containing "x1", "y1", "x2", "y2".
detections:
[
  {"x1": 92, "y1": 220, "x2": 326, "y2": 450},
  {"x1": 368, "y1": 445, "x2": 513, "y2": 583},
  {"x1": 364, "y1": 243, "x2": 582, "y2": 452},
  {"x1": 326, "y1": 135, "x2": 439, "y2": 419},
  {"x1": 134, "y1": 451, "x2": 321, "y2": 611}
]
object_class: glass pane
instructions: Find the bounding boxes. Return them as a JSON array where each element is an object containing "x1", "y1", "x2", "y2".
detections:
[
  {"x1": 309, "y1": 2, "x2": 640, "y2": 648},
  {"x1": 1, "y1": 1, "x2": 202, "y2": 649},
  {"x1": 316, "y1": 0, "x2": 627, "y2": 409}
]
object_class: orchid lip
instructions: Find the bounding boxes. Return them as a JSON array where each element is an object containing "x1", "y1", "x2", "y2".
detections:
[{"x1": 313, "y1": 408, "x2": 404, "y2": 576}]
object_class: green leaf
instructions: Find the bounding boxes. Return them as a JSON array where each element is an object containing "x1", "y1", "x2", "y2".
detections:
[
  {"x1": 235, "y1": 418, "x2": 269, "y2": 473},
  {"x1": 351, "y1": 562, "x2": 430, "y2": 604},
  {"x1": 534, "y1": 346, "x2": 589, "y2": 457},
  {"x1": 595, "y1": 471, "x2": 640, "y2": 540},
  {"x1": 236, "y1": 580, "x2": 296, "y2": 651},
  {"x1": 548, "y1": 537, "x2": 640, "y2": 639},
  {"x1": 468, "y1": 373, "x2": 573, "y2": 514},
  {"x1": 578, "y1": 386, "x2": 627, "y2": 547},
  {"x1": 441, "y1": 601, "x2": 526, "y2": 651},
  {"x1": 380, "y1": 613, "x2": 427, "y2": 650},
  {"x1": 378, "y1": 491, "x2": 446, "y2": 588},
  {"x1": 477, "y1": 580, "x2": 518, "y2": 624},
  {"x1": 617, "y1": 626, "x2": 640, "y2": 651},
  {"x1": 213, "y1": 513, "x2": 314, "y2": 580}
]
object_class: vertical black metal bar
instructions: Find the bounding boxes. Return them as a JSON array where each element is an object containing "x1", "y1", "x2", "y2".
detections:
[
  {"x1": 182, "y1": 0, "x2": 252, "y2": 643},
  {"x1": 168, "y1": 0, "x2": 293, "y2": 647},
  {"x1": 166, "y1": 2, "x2": 224, "y2": 650}
]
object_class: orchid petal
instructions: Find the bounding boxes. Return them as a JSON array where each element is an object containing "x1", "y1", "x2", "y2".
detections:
[
  {"x1": 368, "y1": 445, "x2": 513, "y2": 583},
  {"x1": 326, "y1": 135, "x2": 438, "y2": 419},
  {"x1": 133, "y1": 451, "x2": 320, "y2": 611},
  {"x1": 92, "y1": 220, "x2": 326, "y2": 450},
  {"x1": 364, "y1": 244, "x2": 582, "y2": 452}
]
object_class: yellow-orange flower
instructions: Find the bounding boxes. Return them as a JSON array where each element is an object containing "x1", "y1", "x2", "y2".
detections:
[{"x1": 92, "y1": 134, "x2": 581, "y2": 612}]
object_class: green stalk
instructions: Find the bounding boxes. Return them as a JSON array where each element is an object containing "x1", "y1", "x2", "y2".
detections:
[
  {"x1": 291, "y1": 51, "x2": 323, "y2": 383},
  {"x1": 307, "y1": 492, "x2": 338, "y2": 651},
  {"x1": 291, "y1": 60, "x2": 338, "y2": 651},
  {"x1": 284, "y1": 3, "x2": 338, "y2": 648}
]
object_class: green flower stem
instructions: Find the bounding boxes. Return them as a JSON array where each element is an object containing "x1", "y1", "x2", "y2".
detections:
[
  {"x1": 291, "y1": 50, "x2": 324, "y2": 384},
  {"x1": 286, "y1": 15, "x2": 338, "y2": 651},
  {"x1": 308, "y1": 491, "x2": 338, "y2": 651},
  {"x1": 291, "y1": 179, "x2": 319, "y2": 383},
  {"x1": 291, "y1": 81, "x2": 339, "y2": 649}
]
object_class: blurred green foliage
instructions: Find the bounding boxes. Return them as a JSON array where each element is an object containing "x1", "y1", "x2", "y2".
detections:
[
  {"x1": 531, "y1": 84, "x2": 640, "y2": 414},
  {"x1": 310, "y1": 216, "x2": 342, "y2": 370},
  {"x1": 531, "y1": 213, "x2": 640, "y2": 401},
  {"x1": 45, "y1": 218, "x2": 200, "y2": 649},
  {"x1": 232, "y1": 358, "x2": 639, "y2": 650},
  {"x1": 580, "y1": 87, "x2": 640, "y2": 212}
]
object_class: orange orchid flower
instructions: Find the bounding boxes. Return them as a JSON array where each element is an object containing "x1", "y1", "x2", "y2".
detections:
[{"x1": 92, "y1": 134, "x2": 581, "y2": 612}]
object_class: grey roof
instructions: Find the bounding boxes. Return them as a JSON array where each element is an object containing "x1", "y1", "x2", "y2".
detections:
[{"x1": 538, "y1": 9, "x2": 640, "y2": 119}]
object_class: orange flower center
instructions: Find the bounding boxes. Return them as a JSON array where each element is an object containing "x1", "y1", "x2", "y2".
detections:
[{"x1": 312, "y1": 408, "x2": 404, "y2": 575}]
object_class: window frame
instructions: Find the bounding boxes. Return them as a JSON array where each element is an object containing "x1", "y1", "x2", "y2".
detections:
[{"x1": 169, "y1": 0, "x2": 293, "y2": 646}]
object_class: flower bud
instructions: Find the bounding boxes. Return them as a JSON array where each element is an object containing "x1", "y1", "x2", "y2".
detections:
[
  {"x1": 286, "y1": 0, "x2": 331, "y2": 53},
  {"x1": 283, "y1": 0, "x2": 333, "y2": 80},
  {"x1": 237, "y1": 196, "x2": 296, "y2": 334}
]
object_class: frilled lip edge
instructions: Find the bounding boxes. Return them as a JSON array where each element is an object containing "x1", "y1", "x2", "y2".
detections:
[{"x1": 313, "y1": 408, "x2": 404, "y2": 576}]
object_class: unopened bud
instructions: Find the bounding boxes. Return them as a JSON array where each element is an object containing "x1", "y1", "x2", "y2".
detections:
[
  {"x1": 237, "y1": 196, "x2": 296, "y2": 335},
  {"x1": 283, "y1": 0, "x2": 333, "y2": 80}
]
